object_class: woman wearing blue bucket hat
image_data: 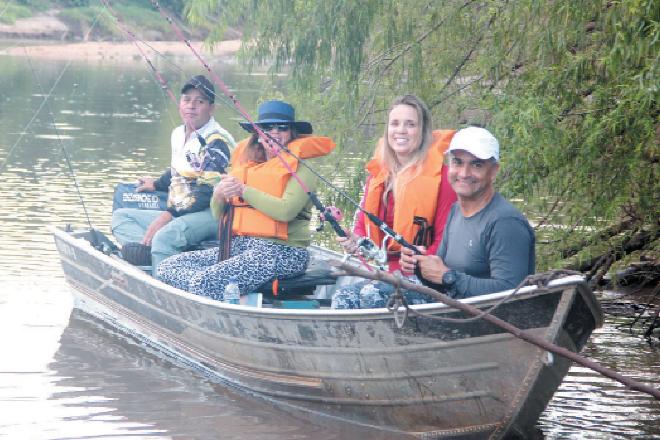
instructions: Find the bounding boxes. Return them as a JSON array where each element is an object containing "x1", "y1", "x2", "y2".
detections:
[
  {"x1": 238, "y1": 100, "x2": 313, "y2": 135},
  {"x1": 157, "y1": 100, "x2": 336, "y2": 302}
]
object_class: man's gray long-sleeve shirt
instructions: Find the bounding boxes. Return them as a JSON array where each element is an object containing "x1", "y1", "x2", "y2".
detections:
[{"x1": 435, "y1": 193, "x2": 535, "y2": 298}]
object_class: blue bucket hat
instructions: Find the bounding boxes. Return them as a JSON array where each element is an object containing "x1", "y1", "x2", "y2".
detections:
[{"x1": 239, "y1": 100, "x2": 313, "y2": 134}]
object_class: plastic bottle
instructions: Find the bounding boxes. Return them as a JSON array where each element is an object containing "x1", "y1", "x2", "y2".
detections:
[
  {"x1": 223, "y1": 277, "x2": 241, "y2": 305},
  {"x1": 360, "y1": 283, "x2": 385, "y2": 309}
]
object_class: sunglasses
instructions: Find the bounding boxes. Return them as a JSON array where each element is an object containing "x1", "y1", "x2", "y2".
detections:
[{"x1": 258, "y1": 123, "x2": 291, "y2": 132}]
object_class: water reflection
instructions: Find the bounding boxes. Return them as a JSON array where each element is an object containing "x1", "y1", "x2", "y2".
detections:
[
  {"x1": 0, "y1": 279, "x2": 73, "y2": 438},
  {"x1": 538, "y1": 320, "x2": 660, "y2": 439},
  {"x1": 43, "y1": 310, "x2": 407, "y2": 440}
]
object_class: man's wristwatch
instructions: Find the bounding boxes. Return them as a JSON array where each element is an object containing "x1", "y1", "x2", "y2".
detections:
[{"x1": 442, "y1": 269, "x2": 457, "y2": 287}]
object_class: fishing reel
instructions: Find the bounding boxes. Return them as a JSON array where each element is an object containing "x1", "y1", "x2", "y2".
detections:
[
  {"x1": 356, "y1": 237, "x2": 388, "y2": 265},
  {"x1": 316, "y1": 206, "x2": 344, "y2": 232}
]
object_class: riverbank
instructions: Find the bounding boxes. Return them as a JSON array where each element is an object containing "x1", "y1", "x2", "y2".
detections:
[
  {"x1": 0, "y1": 8, "x2": 240, "y2": 63},
  {"x1": 0, "y1": 39, "x2": 241, "y2": 62},
  {"x1": 0, "y1": 9, "x2": 69, "y2": 40}
]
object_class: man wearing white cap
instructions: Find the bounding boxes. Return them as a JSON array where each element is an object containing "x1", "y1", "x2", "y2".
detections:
[{"x1": 401, "y1": 126, "x2": 535, "y2": 298}]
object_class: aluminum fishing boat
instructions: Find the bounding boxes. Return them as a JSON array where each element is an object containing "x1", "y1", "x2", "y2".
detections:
[{"x1": 52, "y1": 226, "x2": 603, "y2": 439}]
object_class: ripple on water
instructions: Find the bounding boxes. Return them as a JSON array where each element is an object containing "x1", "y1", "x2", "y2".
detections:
[
  {"x1": 37, "y1": 310, "x2": 410, "y2": 440},
  {"x1": 539, "y1": 321, "x2": 660, "y2": 439}
]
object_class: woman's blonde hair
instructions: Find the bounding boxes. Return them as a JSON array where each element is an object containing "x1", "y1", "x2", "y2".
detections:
[
  {"x1": 241, "y1": 127, "x2": 299, "y2": 163},
  {"x1": 380, "y1": 94, "x2": 433, "y2": 198}
]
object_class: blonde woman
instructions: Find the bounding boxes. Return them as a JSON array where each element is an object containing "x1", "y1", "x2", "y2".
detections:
[{"x1": 332, "y1": 94, "x2": 457, "y2": 309}]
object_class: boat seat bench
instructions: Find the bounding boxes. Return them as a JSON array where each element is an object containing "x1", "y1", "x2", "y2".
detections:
[{"x1": 256, "y1": 259, "x2": 337, "y2": 297}]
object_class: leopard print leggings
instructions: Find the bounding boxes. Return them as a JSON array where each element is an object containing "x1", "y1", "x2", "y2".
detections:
[{"x1": 156, "y1": 236, "x2": 309, "y2": 301}]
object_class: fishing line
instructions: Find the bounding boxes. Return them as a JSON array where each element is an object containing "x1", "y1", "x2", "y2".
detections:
[
  {"x1": 0, "y1": 1, "x2": 11, "y2": 21},
  {"x1": 100, "y1": 1, "x2": 338, "y2": 185},
  {"x1": 22, "y1": 61, "x2": 101, "y2": 230},
  {"x1": 4, "y1": 8, "x2": 105, "y2": 230},
  {"x1": 0, "y1": 57, "x2": 73, "y2": 174},
  {"x1": 0, "y1": 7, "x2": 104, "y2": 175},
  {"x1": 130, "y1": 40, "x2": 238, "y2": 114},
  {"x1": 94, "y1": 2, "x2": 237, "y2": 119}
]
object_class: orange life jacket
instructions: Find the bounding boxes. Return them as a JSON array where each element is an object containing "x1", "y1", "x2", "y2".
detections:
[
  {"x1": 228, "y1": 135, "x2": 335, "y2": 240},
  {"x1": 362, "y1": 129, "x2": 455, "y2": 252}
]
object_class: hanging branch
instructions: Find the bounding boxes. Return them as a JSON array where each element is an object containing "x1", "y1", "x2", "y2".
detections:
[
  {"x1": 616, "y1": 281, "x2": 660, "y2": 340},
  {"x1": 428, "y1": 13, "x2": 496, "y2": 110}
]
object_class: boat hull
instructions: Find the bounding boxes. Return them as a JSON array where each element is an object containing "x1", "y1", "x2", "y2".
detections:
[{"x1": 53, "y1": 228, "x2": 602, "y2": 439}]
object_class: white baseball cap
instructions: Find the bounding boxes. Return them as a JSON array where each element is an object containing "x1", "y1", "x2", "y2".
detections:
[{"x1": 447, "y1": 126, "x2": 499, "y2": 162}]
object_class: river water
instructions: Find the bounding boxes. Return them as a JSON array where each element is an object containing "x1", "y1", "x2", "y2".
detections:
[{"x1": 0, "y1": 53, "x2": 657, "y2": 439}]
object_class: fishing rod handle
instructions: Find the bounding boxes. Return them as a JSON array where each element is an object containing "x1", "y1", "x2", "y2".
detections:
[
  {"x1": 399, "y1": 238, "x2": 421, "y2": 254},
  {"x1": 307, "y1": 192, "x2": 346, "y2": 237},
  {"x1": 325, "y1": 213, "x2": 347, "y2": 237},
  {"x1": 363, "y1": 211, "x2": 421, "y2": 255}
]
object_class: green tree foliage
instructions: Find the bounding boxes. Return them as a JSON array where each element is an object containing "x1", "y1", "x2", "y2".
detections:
[
  {"x1": 2, "y1": 1, "x2": 188, "y2": 38},
  {"x1": 0, "y1": 1, "x2": 42, "y2": 24},
  {"x1": 188, "y1": 0, "x2": 658, "y2": 270}
]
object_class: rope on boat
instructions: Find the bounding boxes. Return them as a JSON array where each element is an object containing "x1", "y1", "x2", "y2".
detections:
[
  {"x1": 387, "y1": 269, "x2": 583, "y2": 325},
  {"x1": 332, "y1": 261, "x2": 660, "y2": 400}
]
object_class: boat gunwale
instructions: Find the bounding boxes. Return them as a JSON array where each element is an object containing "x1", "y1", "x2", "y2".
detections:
[
  {"x1": 64, "y1": 265, "x2": 527, "y2": 356},
  {"x1": 51, "y1": 226, "x2": 602, "y2": 325}
]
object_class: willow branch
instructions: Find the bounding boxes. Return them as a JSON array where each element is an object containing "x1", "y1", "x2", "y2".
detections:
[
  {"x1": 428, "y1": 13, "x2": 497, "y2": 110},
  {"x1": 364, "y1": 0, "x2": 477, "y2": 77}
]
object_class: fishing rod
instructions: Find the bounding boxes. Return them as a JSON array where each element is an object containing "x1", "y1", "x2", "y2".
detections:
[
  {"x1": 147, "y1": 0, "x2": 424, "y2": 260},
  {"x1": 101, "y1": 0, "x2": 359, "y2": 234},
  {"x1": 146, "y1": 1, "x2": 349, "y2": 235},
  {"x1": 10, "y1": 8, "x2": 118, "y2": 252},
  {"x1": 99, "y1": 1, "x2": 404, "y2": 260},
  {"x1": 104, "y1": 1, "x2": 329, "y2": 237},
  {"x1": 99, "y1": 0, "x2": 215, "y2": 154},
  {"x1": 0, "y1": 59, "x2": 73, "y2": 175}
]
